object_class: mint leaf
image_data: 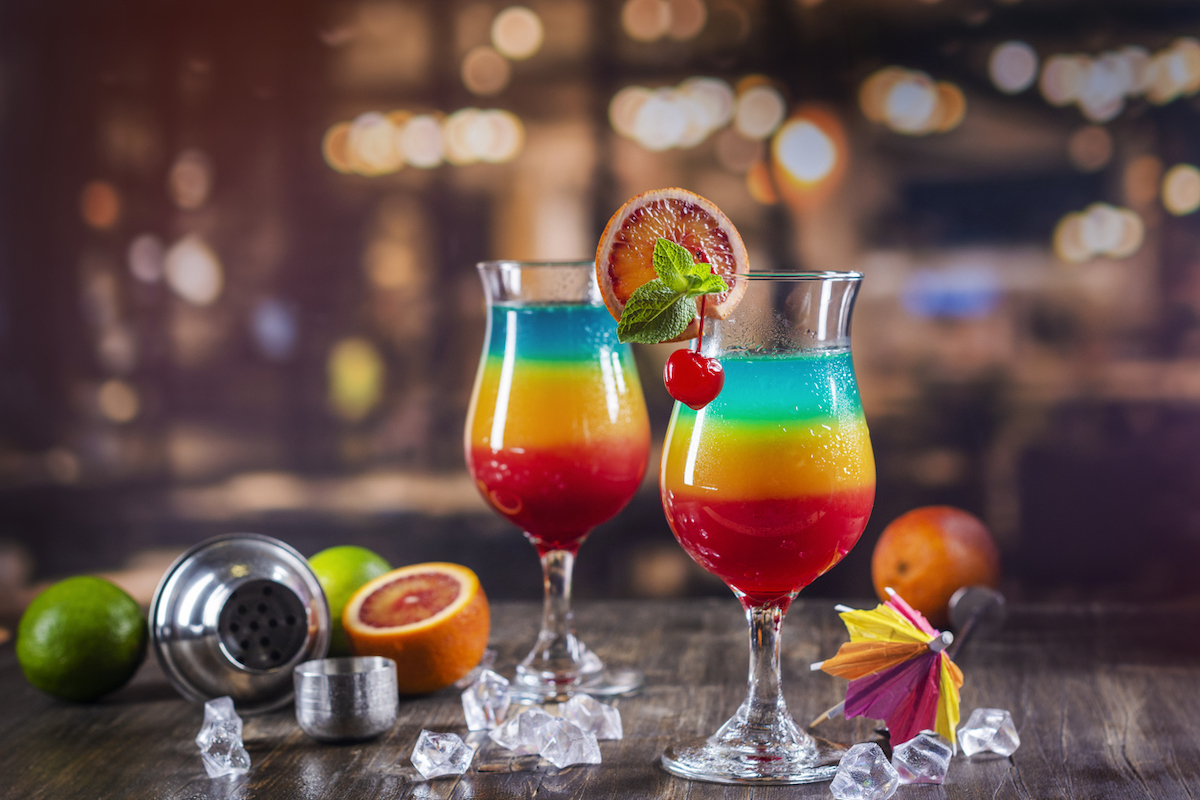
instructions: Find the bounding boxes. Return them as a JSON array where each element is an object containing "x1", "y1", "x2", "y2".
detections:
[
  {"x1": 688, "y1": 271, "x2": 728, "y2": 295},
  {"x1": 617, "y1": 279, "x2": 696, "y2": 343},
  {"x1": 614, "y1": 237, "x2": 732, "y2": 344},
  {"x1": 652, "y1": 238, "x2": 693, "y2": 293}
]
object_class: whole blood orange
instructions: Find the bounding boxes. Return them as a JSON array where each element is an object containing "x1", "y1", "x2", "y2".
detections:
[
  {"x1": 343, "y1": 562, "x2": 489, "y2": 694},
  {"x1": 596, "y1": 187, "x2": 750, "y2": 340},
  {"x1": 870, "y1": 506, "x2": 1000, "y2": 628}
]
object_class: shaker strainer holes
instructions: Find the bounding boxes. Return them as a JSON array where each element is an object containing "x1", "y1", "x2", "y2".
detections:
[{"x1": 217, "y1": 579, "x2": 309, "y2": 671}]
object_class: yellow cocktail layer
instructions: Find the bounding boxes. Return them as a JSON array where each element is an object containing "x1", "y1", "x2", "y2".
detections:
[
  {"x1": 467, "y1": 357, "x2": 649, "y2": 451},
  {"x1": 662, "y1": 412, "x2": 875, "y2": 501}
]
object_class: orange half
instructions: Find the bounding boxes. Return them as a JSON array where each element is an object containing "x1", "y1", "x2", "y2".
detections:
[
  {"x1": 596, "y1": 187, "x2": 750, "y2": 340},
  {"x1": 343, "y1": 562, "x2": 490, "y2": 694}
]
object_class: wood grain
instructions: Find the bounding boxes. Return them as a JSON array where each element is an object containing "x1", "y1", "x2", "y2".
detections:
[{"x1": 1, "y1": 600, "x2": 1198, "y2": 799}]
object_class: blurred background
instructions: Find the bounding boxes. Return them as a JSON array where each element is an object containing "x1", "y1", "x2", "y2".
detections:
[{"x1": 2, "y1": 0, "x2": 1200, "y2": 618}]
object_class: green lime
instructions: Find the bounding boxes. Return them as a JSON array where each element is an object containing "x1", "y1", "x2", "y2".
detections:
[
  {"x1": 309, "y1": 546, "x2": 391, "y2": 656},
  {"x1": 17, "y1": 576, "x2": 148, "y2": 702}
]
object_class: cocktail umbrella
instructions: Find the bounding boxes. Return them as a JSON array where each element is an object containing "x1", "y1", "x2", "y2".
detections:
[{"x1": 810, "y1": 588, "x2": 964, "y2": 748}]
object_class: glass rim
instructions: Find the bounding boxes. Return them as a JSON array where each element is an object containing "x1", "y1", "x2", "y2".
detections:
[
  {"x1": 742, "y1": 270, "x2": 862, "y2": 281},
  {"x1": 477, "y1": 259, "x2": 594, "y2": 271}
]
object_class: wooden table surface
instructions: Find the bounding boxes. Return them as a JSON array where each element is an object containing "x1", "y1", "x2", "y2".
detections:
[{"x1": 3, "y1": 598, "x2": 1200, "y2": 799}]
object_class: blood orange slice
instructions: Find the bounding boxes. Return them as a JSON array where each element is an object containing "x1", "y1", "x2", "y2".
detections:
[
  {"x1": 596, "y1": 187, "x2": 750, "y2": 339},
  {"x1": 343, "y1": 562, "x2": 490, "y2": 694}
]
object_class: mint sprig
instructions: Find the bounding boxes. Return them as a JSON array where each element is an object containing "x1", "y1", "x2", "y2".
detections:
[{"x1": 617, "y1": 238, "x2": 728, "y2": 344}]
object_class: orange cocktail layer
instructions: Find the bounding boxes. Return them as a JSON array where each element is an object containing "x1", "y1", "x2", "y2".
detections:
[
  {"x1": 661, "y1": 351, "x2": 875, "y2": 605},
  {"x1": 466, "y1": 304, "x2": 650, "y2": 554}
]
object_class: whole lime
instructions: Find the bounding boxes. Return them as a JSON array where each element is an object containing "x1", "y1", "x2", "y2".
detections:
[
  {"x1": 17, "y1": 576, "x2": 148, "y2": 702},
  {"x1": 309, "y1": 546, "x2": 391, "y2": 656}
]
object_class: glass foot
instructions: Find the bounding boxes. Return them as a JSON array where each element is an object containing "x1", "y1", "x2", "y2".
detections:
[
  {"x1": 510, "y1": 644, "x2": 644, "y2": 703},
  {"x1": 660, "y1": 732, "x2": 846, "y2": 785}
]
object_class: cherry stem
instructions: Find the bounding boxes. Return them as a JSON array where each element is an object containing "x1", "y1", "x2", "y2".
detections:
[{"x1": 697, "y1": 294, "x2": 707, "y2": 352}]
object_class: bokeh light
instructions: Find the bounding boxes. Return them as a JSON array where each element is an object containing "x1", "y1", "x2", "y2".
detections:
[
  {"x1": 734, "y1": 84, "x2": 786, "y2": 141},
  {"x1": 745, "y1": 160, "x2": 779, "y2": 205},
  {"x1": 168, "y1": 149, "x2": 213, "y2": 210},
  {"x1": 932, "y1": 82, "x2": 966, "y2": 132},
  {"x1": 1053, "y1": 203, "x2": 1144, "y2": 262},
  {"x1": 252, "y1": 298, "x2": 298, "y2": 361},
  {"x1": 462, "y1": 45, "x2": 511, "y2": 95},
  {"x1": 1124, "y1": 155, "x2": 1164, "y2": 206},
  {"x1": 666, "y1": 0, "x2": 707, "y2": 41},
  {"x1": 346, "y1": 112, "x2": 403, "y2": 175},
  {"x1": 328, "y1": 338, "x2": 385, "y2": 422},
  {"x1": 322, "y1": 122, "x2": 354, "y2": 174},
  {"x1": 491, "y1": 6, "x2": 543, "y2": 60},
  {"x1": 81, "y1": 181, "x2": 121, "y2": 230},
  {"x1": 773, "y1": 118, "x2": 835, "y2": 184},
  {"x1": 476, "y1": 110, "x2": 524, "y2": 163},
  {"x1": 770, "y1": 106, "x2": 847, "y2": 209},
  {"x1": 990, "y1": 41, "x2": 1038, "y2": 94},
  {"x1": 634, "y1": 89, "x2": 688, "y2": 150},
  {"x1": 128, "y1": 234, "x2": 165, "y2": 283},
  {"x1": 609, "y1": 78, "x2": 733, "y2": 151},
  {"x1": 1162, "y1": 163, "x2": 1200, "y2": 216},
  {"x1": 400, "y1": 115, "x2": 444, "y2": 168},
  {"x1": 609, "y1": 86, "x2": 652, "y2": 139},
  {"x1": 1040, "y1": 54, "x2": 1089, "y2": 107},
  {"x1": 165, "y1": 235, "x2": 223, "y2": 306},
  {"x1": 680, "y1": 77, "x2": 734, "y2": 131},
  {"x1": 97, "y1": 379, "x2": 140, "y2": 424},
  {"x1": 902, "y1": 265, "x2": 1002, "y2": 320},
  {"x1": 1039, "y1": 41, "x2": 1200, "y2": 122},
  {"x1": 715, "y1": 128, "x2": 761, "y2": 173},
  {"x1": 859, "y1": 67, "x2": 905, "y2": 124},
  {"x1": 1053, "y1": 212, "x2": 1090, "y2": 264},
  {"x1": 622, "y1": 0, "x2": 670, "y2": 42},
  {"x1": 1067, "y1": 125, "x2": 1113, "y2": 173},
  {"x1": 885, "y1": 72, "x2": 938, "y2": 134},
  {"x1": 860, "y1": 68, "x2": 964, "y2": 135}
]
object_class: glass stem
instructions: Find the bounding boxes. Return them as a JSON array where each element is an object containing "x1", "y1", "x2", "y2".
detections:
[
  {"x1": 517, "y1": 547, "x2": 596, "y2": 688},
  {"x1": 741, "y1": 601, "x2": 794, "y2": 735},
  {"x1": 538, "y1": 548, "x2": 579, "y2": 662},
  {"x1": 709, "y1": 597, "x2": 807, "y2": 753}
]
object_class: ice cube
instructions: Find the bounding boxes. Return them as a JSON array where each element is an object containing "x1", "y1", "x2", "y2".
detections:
[
  {"x1": 830, "y1": 742, "x2": 899, "y2": 800},
  {"x1": 194, "y1": 696, "x2": 251, "y2": 779},
  {"x1": 489, "y1": 706, "x2": 556, "y2": 755},
  {"x1": 891, "y1": 732, "x2": 953, "y2": 784},
  {"x1": 562, "y1": 694, "x2": 622, "y2": 740},
  {"x1": 539, "y1": 717, "x2": 601, "y2": 769},
  {"x1": 959, "y1": 708, "x2": 1020, "y2": 757},
  {"x1": 454, "y1": 648, "x2": 499, "y2": 689},
  {"x1": 410, "y1": 730, "x2": 474, "y2": 779},
  {"x1": 461, "y1": 669, "x2": 511, "y2": 731}
]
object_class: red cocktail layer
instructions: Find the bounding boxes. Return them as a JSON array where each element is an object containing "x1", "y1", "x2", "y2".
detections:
[
  {"x1": 470, "y1": 441, "x2": 649, "y2": 554},
  {"x1": 662, "y1": 487, "x2": 875, "y2": 606}
]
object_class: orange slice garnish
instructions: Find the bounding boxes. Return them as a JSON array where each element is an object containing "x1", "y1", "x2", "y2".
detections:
[
  {"x1": 596, "y1": 187, "x2": 750, "y2": 340},
  {"x1": 343, "y1": 562, "x2": 490, "y2": 694}
]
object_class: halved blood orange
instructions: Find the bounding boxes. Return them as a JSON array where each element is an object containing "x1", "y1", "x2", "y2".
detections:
[
  {"x1": 343, "y1": 562, "x2": 490, "y2": 695},
  {"x1": 596, "y1": 187, "x2": 750, "y2": 340}
]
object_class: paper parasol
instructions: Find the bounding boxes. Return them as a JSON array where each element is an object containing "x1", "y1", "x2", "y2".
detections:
[{"x1": 810, "y1": 587, "x2": 964, "y2": 748}]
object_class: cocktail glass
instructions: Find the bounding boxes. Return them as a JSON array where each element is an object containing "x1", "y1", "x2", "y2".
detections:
[
  {"x1": 465, "y1": 260, "x2": 651, "y2": 701},
  {"x1": 659, "y1": 271, "x2": 875, "y2": 784}
]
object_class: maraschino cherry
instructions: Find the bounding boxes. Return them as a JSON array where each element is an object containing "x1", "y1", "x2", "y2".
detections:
[
  {"x1": 663, "y1": 294, "x2": 724, "y2": 410},
  {"x1": 664, "y1": 349, "x2": 723, "y2": 410}
]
